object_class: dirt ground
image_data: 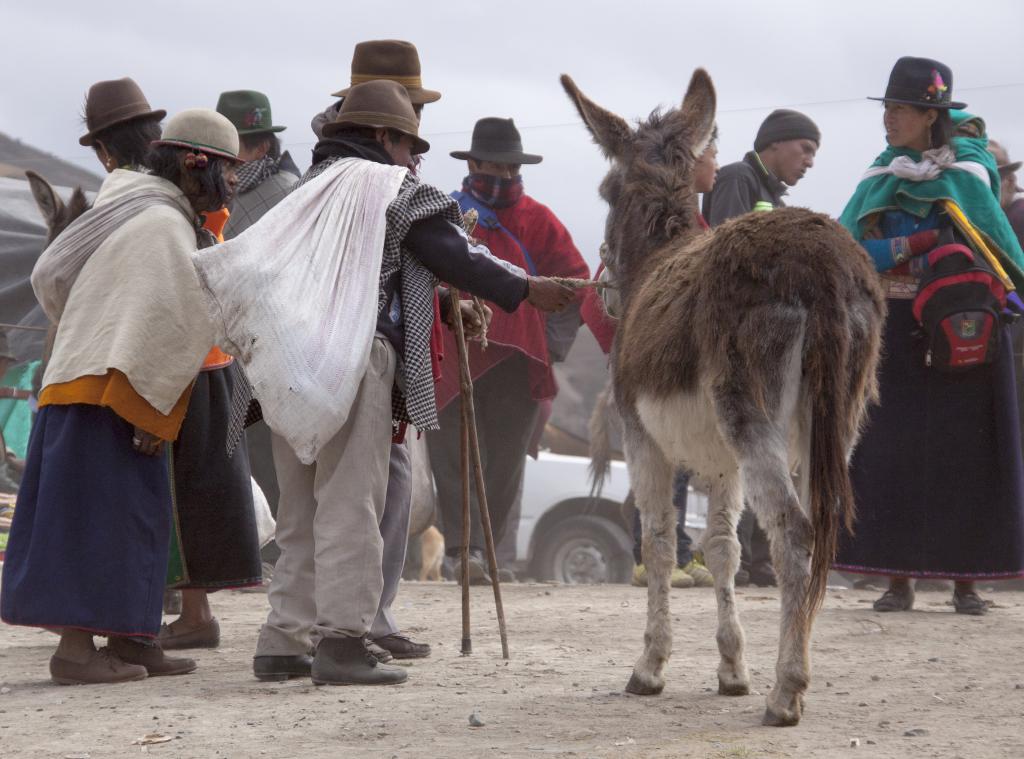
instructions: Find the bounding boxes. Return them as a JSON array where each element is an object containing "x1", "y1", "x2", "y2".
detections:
[{"x1": 2, "y1": 582, "x2": 1024, "y2": 758}]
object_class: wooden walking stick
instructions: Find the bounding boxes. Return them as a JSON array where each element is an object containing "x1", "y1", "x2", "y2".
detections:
[
  {"x1": 448, "y1": 288, "x2": 511, "y2": 660},
  {"x1": 460, "y1": 399, "x2": 472, "y2": 655}
]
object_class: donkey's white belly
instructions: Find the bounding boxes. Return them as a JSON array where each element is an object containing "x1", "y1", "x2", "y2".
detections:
[{"x1": 636, "y1": 390, "x2": 738, "y2": 488}]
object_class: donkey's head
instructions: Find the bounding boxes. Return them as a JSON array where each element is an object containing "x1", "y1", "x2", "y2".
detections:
[
  {"x1": 561, "y1": 70, "x2": 716, "y2": 297},
  {"x1": 25, "y1": 170, "x2": 91, "y2": 243}
]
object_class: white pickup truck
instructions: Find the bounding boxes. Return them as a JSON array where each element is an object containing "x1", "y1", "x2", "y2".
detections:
[{"x1": 515, "y1": 452, "x2": 708, "y2": 584}]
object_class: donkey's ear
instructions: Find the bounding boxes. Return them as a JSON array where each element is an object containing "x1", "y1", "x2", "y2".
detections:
[
  {"x1": 67, "y1": 187, "x2": 90, "y2": 219},
  {"x1": 560, "y1": 74, "x2": 632, "y2": 161},
  {"x1": 680, "y1": 68, "x2": 717, "y2": 153},
  {"x1": 25, "y1": 170, "x2": 64, "y2": 227}
]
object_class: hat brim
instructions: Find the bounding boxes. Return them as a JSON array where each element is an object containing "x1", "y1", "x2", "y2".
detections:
[
  {"x1": 997, "y1": 161, "x2": 1023, "y2": 175},
  {"x1": 151, "y1": 138, "x2": 242, "y2": 163},
  {"x1": 449, "y1": 149, "x2": 543, "y2": 165},
  {"x1": 79, "y1": 109, "x2": 167, "y2": 146},
  {"x1": 331, "y1": 85, "x2": 442, "y2": 104},
  {"x1": 321, "y1": 119, "x2": 430, "y2": 155},
  {"x1": 236, "y1": 125, "x2": 287, "y2": 135},
  {"x1": 867, "y1": 96, "x2": 967, "y2": 110}
]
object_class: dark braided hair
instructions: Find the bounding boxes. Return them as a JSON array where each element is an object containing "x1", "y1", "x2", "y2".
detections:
[
  {"x1": 91, "y1": 117, "x2": 162, "y2": 169},
  {"x1": 147, "y1": 144, "x2": 234, "y2": 211}
]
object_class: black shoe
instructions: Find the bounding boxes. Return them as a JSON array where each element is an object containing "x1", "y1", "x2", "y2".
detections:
[
  {"x1": 374, "y1": 632, "x2": 431, "y2": 660},
  {"x1": 253, "y1": 654, "x2": 313, "y2": 682},
  {"x1": 748, "y1": 562, "x2": 777, "y2": 587},
  {"x1": 363, "y1": 636, "x2": 393, "y2": 663},
  {"x1": 454, "y1": 550, "x2": 492, "y2": 586},
  {"x1": 312, "y1": 636, "x2": 408, "y2": 686},
  {"x1": 734, "y1": 569, "x2": 751, "y2": 587}
]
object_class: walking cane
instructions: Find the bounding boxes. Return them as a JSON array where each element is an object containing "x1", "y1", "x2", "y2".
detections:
[{"x1": 448, "y1": 288, "x2": 511, "y2": 660}]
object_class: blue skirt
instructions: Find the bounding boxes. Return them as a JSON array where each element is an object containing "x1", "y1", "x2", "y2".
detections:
[
  {"x1": 836, "y1": 299, "x2": 1024, "y2": 579},
  {"x1": 1, "y1": 404, "x2": 172, "y2": 636}
]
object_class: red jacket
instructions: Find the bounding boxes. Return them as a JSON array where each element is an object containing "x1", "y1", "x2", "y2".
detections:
[{"x1": 435, "y1": 193, "x2": 589, "y2": 411}]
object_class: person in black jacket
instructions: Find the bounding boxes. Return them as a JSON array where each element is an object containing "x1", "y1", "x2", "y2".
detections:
[
  {"x1": 701, "y1": 108, "x2": 820, "y2": 226},
  {"x1": 701, "y1": 108, "x2": 820, "y2": 587}
]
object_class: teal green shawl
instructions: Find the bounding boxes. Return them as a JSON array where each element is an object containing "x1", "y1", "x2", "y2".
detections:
[{"x1": 839, "y1": 136, "x2": 1024, "y2": 289}]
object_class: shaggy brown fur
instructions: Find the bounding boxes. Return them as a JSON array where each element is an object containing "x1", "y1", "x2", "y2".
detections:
[{"x1": 564, "y1": 69, "x2": 885, "y2": 727}]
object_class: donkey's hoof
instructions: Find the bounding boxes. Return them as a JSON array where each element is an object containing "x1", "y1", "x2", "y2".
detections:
[
  {"x1": 625, "y1": 672, "x2": 664, "y2": 696},
  {"x1": 718, "y1": 677, "x2": 750, "y2": 696},
  {"x1": 762, "y1": 706, "x2": 801, "y2": 727}
]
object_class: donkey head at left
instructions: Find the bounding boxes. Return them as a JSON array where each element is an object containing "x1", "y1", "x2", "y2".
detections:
[{"x1": 559, "y1": 70, "x2": 716, "y2": 296}]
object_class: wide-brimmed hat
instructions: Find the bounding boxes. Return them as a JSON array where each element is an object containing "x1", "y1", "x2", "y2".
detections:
[
  {"x1": 79, "y1": 77, "x2": 166, "y2": 147},
  {"x1": 989, "y1": 139, "x2": 1023, "y2": 192},
  {"x1": 331, "y1": 40, "x2": 441, "y2": 104},
  {"x1": 450, "y1": 118, "x2": 542, "y2": 165},
  {"x1": 868, "y1": 56, "x2": 966, "y2": 110},
  {"x1": 152, "y1": 108, "x2": 242, "y2": 162},
  {"x1": 216, "y1": 90, "x2": 286, "y2": 135},
  {"x1": 322, "y1": 80, "x2": 430, "y2": 154}
]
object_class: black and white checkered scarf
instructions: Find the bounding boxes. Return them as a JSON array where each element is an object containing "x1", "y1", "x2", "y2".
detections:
[{"x1": 234, "y1": 155, "x2": 281, "y2": 195}]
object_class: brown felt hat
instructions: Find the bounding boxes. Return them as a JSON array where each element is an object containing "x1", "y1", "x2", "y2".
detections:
[
  {"x1": 988, "y1": 140, "x2": 1023, "y2": 188},
  {"x1": 79, "y1": 77, "x2": 166, "y2": 147},
  {"x1": 331, "y1": 40, "x2": 441, "y2": 104},
  {"x1": 322, "y1": 80, "x2": 430, "y2": 154}
]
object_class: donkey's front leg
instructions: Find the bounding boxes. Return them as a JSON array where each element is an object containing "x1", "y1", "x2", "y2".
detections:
[
  {"x1": 701, "y1": 474, "x2": 750, "y2": 696},
  {"x1": 623, "y1": 429, "x2": 675, "y2": 696}
]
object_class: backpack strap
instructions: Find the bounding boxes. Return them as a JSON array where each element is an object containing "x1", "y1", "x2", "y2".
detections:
[{"x1": 452, "y1": 191, "x2": 539, "y2": 276}]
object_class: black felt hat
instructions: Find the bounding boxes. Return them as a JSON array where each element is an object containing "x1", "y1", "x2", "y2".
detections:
[
  {"x1": 868, "y1": 56, "x2": 966, "y2": 110},
  {"x1": 450, "y1": 118, "x2": 542, "y2": 164}
]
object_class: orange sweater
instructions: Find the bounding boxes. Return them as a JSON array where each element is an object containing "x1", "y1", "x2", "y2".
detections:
[
  {"x1": 201, "y1": 207, "x2": 234, "y2": 370},
  {"x1": 39, "y1": 370, "x2": 192, "y2": 441}
]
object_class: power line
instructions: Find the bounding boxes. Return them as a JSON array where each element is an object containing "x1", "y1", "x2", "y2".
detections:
[{"x1": 9, "y1": 81, "x2": 1024, "y2": 164}]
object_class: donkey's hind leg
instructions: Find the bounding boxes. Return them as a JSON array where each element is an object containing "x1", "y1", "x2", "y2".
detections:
[
  {"x1": 622, "y1": 421, "x2": 676, "y2": 696},
  {"x1": 700, "y1": 472, "x2": 749, "y2": 695}
]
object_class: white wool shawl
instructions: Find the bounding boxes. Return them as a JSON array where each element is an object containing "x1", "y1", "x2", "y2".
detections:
[
  {"x1": 193, "y1": 157, "x2": 408, "y2": 464},
  {"x1": 39, "y1": 170, "x2": 215, "y2": 415}
]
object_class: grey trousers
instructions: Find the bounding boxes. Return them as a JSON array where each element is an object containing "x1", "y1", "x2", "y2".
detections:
[
  {"x1": 256, "y1": 339, "x2": 396, "y2": 655},
  {"x1": 371, "y1": 441, "x2": 412, "y2": 639}
]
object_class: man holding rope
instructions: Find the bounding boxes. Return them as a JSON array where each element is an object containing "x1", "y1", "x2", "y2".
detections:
[{"x1": 195, "y1": 81, "x2": 574, "y2": 686}]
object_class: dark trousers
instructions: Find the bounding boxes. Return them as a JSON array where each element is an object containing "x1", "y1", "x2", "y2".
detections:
[
  {"x1": 429, "y1": 354, "x2": 540, "y2": 556},
  {"x1": 738, "y1": 508, "x2": 772, "y2": 573},
  {"x1": 632, "y1": 470, "x2": 693, "y2": 566}
]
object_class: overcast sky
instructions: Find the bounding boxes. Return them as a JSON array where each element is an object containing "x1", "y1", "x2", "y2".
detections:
[{"x1": 2, "y1": 0, "x2": 1022, "y2": 267}]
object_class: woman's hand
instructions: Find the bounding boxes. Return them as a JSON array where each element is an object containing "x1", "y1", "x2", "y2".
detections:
[{"x1": 132, "y1": 426, "x2": 164, "y2": 456}]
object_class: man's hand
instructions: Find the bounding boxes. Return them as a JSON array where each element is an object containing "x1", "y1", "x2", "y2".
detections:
[
  {"x1": 526, "y1": 276, "x2": 576, "y2": 313},
  {"x1": 447, "y1": 298, "x2": 492, "y2": 339},
  {"x1": 132, "y1": 426, "x2": 164, "y2": 456}
]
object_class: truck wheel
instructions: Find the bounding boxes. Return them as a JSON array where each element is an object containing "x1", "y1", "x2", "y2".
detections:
[{"x1": 533, "y1": 515, "x2": 632, "y2": 584}]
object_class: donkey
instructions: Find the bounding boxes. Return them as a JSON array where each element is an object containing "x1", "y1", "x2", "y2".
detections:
[{"x1": 564, "y1": 70, "x2": 886, "y2": 726}]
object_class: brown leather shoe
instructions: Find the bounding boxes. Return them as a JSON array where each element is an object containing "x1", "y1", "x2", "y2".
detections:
[
  {"x1": 158, "y1": 618, "x2": 220, "y2": 650},
  {"x1": 109, "y1": 637, "x2": 197, "y2": 677},
  {"x1": 374, "y1": 633, "x2": 431, "y2": 659},
  {"x1": 50, "y1": 647, "x2": 148, "y2": 685}
]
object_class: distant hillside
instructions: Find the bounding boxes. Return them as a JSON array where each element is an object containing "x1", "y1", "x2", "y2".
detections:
[{"x1": 0, "y1": 132, "x2": 102, "y2": 191}]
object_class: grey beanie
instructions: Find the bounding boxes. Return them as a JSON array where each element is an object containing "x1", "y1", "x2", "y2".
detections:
[{"x1": 754, "y1": 109, "x2": 821, "y2": 152}]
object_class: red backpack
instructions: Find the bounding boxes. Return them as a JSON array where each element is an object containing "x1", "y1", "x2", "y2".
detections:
[{"x1": 912, "y1": 241, "x2": 1007, "y2": 371}]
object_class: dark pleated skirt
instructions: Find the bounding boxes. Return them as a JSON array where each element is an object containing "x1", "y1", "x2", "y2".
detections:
[
  {"x1": 170, "y1": 363, "x2": 261, "y2": 589},
  {"x1": 835, "y1": 299, "x2": 1024, "y2": 579},
  {"x1": 1, "y1": 404, "x2": 171, "y2": 636}
]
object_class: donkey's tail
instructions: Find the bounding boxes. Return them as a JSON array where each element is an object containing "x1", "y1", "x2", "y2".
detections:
[
  {"x1": 805, "y1": 313, "x2": 857, "y2": 617},
  {"x1": 589, "y1": 377, "x2": 617, "y2": 498}
]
